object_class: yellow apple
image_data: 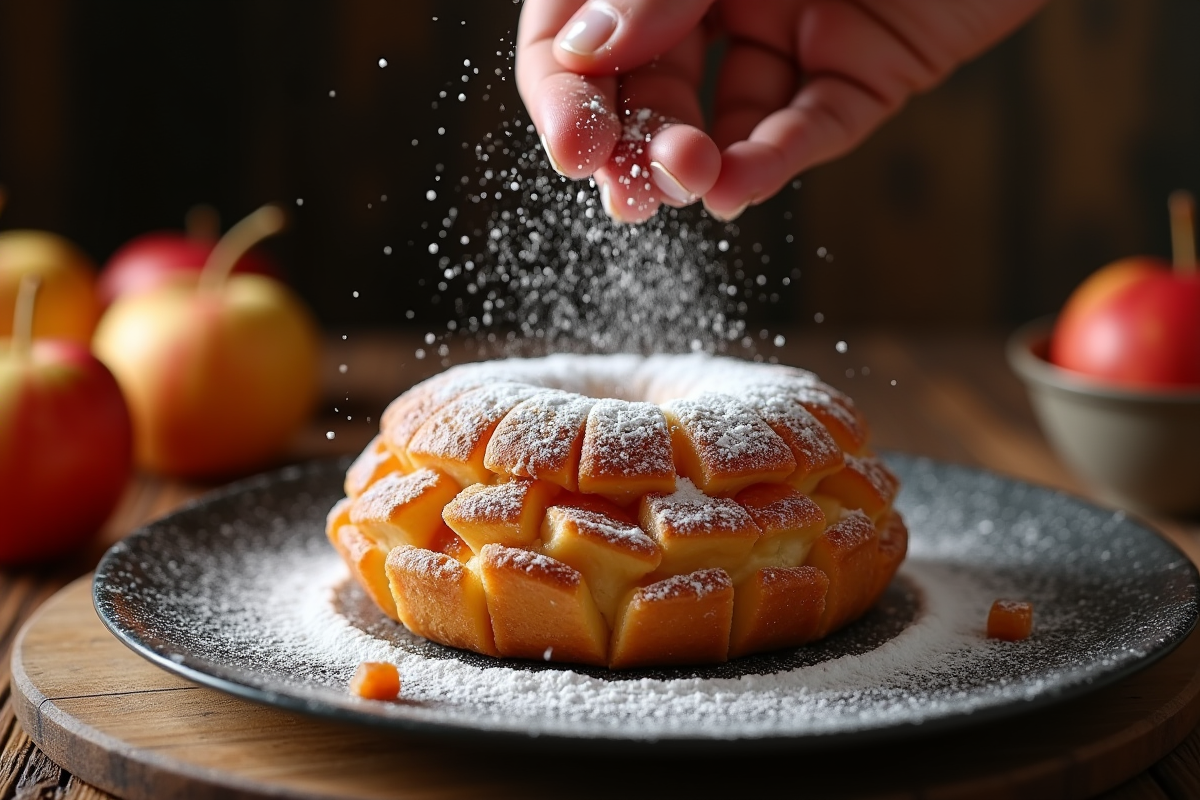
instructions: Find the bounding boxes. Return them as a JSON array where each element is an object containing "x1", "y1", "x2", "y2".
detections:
[
  {"x1": 92, "y1": 206, "x2": 321, "y2": 478},
  {"x1": 0, "y1": 230, "x2": 100, "y2": 346}
]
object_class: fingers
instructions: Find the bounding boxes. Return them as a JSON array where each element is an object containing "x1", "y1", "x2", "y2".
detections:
[
  {"x1": 553, "y1": 0, "x2": 716, "y2": 73},
  {"x1": 517, "y1": 1, "x2": 621, "y2": 179},
  {"x1": 705, "y1": 1, "x2": 934, "y2": 220},
  {"x1": 594, "y1": 31, "x2": 719, "y2": 223},
  {"x1": 704, "y1": 77, "x2": 892, "y2": 219}
]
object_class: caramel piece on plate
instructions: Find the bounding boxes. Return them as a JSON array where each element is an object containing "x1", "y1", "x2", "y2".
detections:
[
  {"x1": 729, "y1": 566, "x2": 830, "y2": 658},
  {"x1": 609, "y1": 569, "x2": 735, "y2": 669},
  {"x1": 988, "y1": 600, "x2": 1034, "y2": 641},
  {"x1": 480, "y1": 544, "x2": 609, "y2": 666},
  {"x1": 349, "y1": 662, "x2": 400, "y2": 701},
  {"x1": 386, "y1": 546, "x2": 498, "y2": 656}
]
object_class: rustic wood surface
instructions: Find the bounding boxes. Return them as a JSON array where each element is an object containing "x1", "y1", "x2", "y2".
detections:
[{"x1": 2, "y1": 330, "x2": 1199, "y2": 799}]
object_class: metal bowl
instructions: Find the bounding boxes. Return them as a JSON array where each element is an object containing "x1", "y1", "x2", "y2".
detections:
[{"x1": 1007, "y1": 318, "x2": 1200, "y2": 516}]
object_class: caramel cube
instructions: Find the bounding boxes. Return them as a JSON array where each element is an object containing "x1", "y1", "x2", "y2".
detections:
[
  {"x1": 326, "y1": 496, "x2": 353, "y2": 558},
  {"x1": 638, "y1": 479, "x2": 761, "y2": 576},
  {"x1": 805, "y1": 511, "x2": 880, "y2": 635},
  {"x1": 578, "y1": 399, "x2": 677, "y2": 504},
  {"x1": 662, "y1": 394, "x2": 795, "y2": 496},
  {"x1": 350, "y1": 468, "x2": 460, "y2": 551},
  {"x1": 817, "y1": 455, "x2": 899, "y2": 522},
  {"x1": 871, "y1": 510, "x2": 909, "y2": 605},
  {"x1": 729, "y1": 566, "x2": 830, "y2": 658},
  {"x1": 348, "y1": 662, "x2": 401, "y2": 701},
  {"x1": 385, "y1": 546, "x2": 498, "y2": 656},
  {"x1": 479, "y1": 545, "x2": 609, "y2": 666},
  {"x1": 407, "y1": 383, "x2": 539, "y2": 486},
  {"x1": 988, "y1": 600, "x2": 1034, "y2": 641},
  {"x1": 484, "y1": 391, "x2": 594, "y2": 491},
  {"x1": 540, "y1": 505, "x2": 661, "y2": 624},
  {"x1": 734, "y1": 483, "x2": 826, "y2": 579},
  {"x1": 336, "y1": 524, "x2": 399, "y2": 621},
  {"x1": 791, "y1": 383, "x2": 869, "y2": 455},
  {"x1": 442, "y1": 479, "x2": 560, "y2": 554},
  {"x1": 609, "y1": 569, "x2": 735, "y2": 668},
  {"x1": 345, "y1": 435, "x2": 404, "y2": 498}
]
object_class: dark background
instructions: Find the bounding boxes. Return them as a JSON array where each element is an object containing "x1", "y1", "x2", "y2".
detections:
[{"x1": 1, "y1": 0, "x2": 1198, "y2": 335}]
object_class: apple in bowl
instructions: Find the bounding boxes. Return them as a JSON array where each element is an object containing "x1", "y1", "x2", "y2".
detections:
[
  {"x1": 1050, "y1": 191, "x2": 1200, "y2": 388},
  {"x1": 93, "y1": 205, "x2": 321, "y2": 480},
  {"x1": 1010, "y1": 192, "x2": 1200, "y2": 515}
]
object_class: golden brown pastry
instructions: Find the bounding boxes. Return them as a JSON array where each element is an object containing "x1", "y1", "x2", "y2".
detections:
[{"x1": 327, "y1": 354, "x2": 905, "y2": 668}]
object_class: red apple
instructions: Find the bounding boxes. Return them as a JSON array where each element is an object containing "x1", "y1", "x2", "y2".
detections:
[
  {"x1": 0, "y1": 188, "x2": 102, "y2": 345},
  {"x1": 92, "y1": 205, "x2": 321, "y2": 479},
  {"x1": 1050, "y1": 191, "x2": 1200, "y2": 388},
  {"x1": 0, "y1": 277, "x2": 133, "y2": 563},
  {"x1": 98, "y1": 205, "x2": 281, "y2": 307}
]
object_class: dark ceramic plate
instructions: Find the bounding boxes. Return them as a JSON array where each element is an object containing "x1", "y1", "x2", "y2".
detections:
[{"x1": 93, "y1": 454, "x2": 1199, "y2": 751}]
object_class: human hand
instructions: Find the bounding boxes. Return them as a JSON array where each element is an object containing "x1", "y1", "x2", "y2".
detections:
[{"x1": 516, "y1": 0, "x2": 1048, "y2": 223}]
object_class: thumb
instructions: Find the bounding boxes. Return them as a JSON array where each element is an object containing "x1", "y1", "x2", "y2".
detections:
[{"x1": 554, "y1": 0, "x2": 715, "y2": 75}]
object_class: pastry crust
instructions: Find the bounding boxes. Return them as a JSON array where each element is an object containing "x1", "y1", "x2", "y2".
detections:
[{"x1": 331, "y1": 354, "x2": 905, "y2": 668}]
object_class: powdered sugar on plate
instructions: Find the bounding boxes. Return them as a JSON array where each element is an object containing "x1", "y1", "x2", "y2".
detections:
[{"x1": 93, "y1": 455, "x2": 1199, "y2": 747}]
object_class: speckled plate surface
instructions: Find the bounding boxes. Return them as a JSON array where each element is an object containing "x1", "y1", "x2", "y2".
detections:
[{"x1": 93, "y1": 454, "x2": 1199, "y2": 751}]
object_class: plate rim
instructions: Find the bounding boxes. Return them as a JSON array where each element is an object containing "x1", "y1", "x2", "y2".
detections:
[{"x1": 92, "y1": 454, "x2": 1200, "y2": 753}]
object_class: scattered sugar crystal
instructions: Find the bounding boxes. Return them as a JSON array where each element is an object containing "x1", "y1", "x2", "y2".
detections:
[
  {"x1": 378, "y1": 58, "x2": 388, "y2": 68},
  {"x1": 338, "y1": 364, "x2": 348, "y2": 374},
  {"x1": 325, "y1": 431, "x2": 336, "y2": 440},
  {"x1": 384, "y1": 246, "x2": 392, "y2": 255},
  {"x1": 836, "y1": 340, "x2": 848, "y2": 353},
  {"x1": 426, "y1": 190, "x2": 437, "y2": 201}
]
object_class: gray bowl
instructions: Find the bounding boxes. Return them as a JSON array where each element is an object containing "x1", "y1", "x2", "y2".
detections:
[{"x1": 1007, "y1": 318, "x2": 1200, "y2": 516}]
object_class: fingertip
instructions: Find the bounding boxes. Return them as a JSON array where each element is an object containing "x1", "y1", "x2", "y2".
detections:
[
  {"x1": 646, "y1": 124, "x2": 720, "y2": 207},
  {"x1": 704, "y1": 140, "x2": 787, "y2": 221},
  {"x1": 537, "y1": 75, "x2": 621, "y2": 179},
  {"x1": 596, "y1": 171, "x2": 661, "y2": 224}
]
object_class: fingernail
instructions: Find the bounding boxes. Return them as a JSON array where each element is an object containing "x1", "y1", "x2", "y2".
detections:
[
  {"x1": 703, "y1": 198, "x2": 750, "y2": 222},
  {"x1": 650, "y1": 161, "x2": 698, "y2": 205},
  {"x1": 558, "y1": 2, "x2": 619, "y2": 56},
  {"x1": 600, "y1": 182, "x2": 620, "y2": 219},
  {"x1": 539, "y1": 133, "x2": 567, "y2": 176}
]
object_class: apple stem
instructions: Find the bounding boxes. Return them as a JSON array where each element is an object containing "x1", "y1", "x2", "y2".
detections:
[
  {"x1": 12, "y1": 275, "x2": 40, "y2": 361},
  {"x1": 197, "y1": 204, "x2": 286, "y2": 293},
  {"x1": 1169, "y1": 190, "x2": 1196, "y2": 276},
  {"x1": 185, "y1": 204, "x2": 220, "y2": 243}
]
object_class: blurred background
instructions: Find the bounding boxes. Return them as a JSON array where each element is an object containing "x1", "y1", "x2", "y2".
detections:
[{"x1": 1, "y1": 0, "x2": 1198, "y2": 333}]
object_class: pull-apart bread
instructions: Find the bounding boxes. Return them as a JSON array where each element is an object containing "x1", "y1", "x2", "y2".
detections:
[{"x1": 327, "y1": 354, "x2": 906, "y2": 668}]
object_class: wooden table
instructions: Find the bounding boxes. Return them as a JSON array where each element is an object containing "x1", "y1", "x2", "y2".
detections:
[{"x1": 2, "y1": 329, "x2": 1198, "y2": 799}]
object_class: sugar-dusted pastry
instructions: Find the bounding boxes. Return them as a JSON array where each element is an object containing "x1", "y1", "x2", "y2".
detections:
[{"x1": 331, "y1": 354, "x2": 905, "y2": 668}]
